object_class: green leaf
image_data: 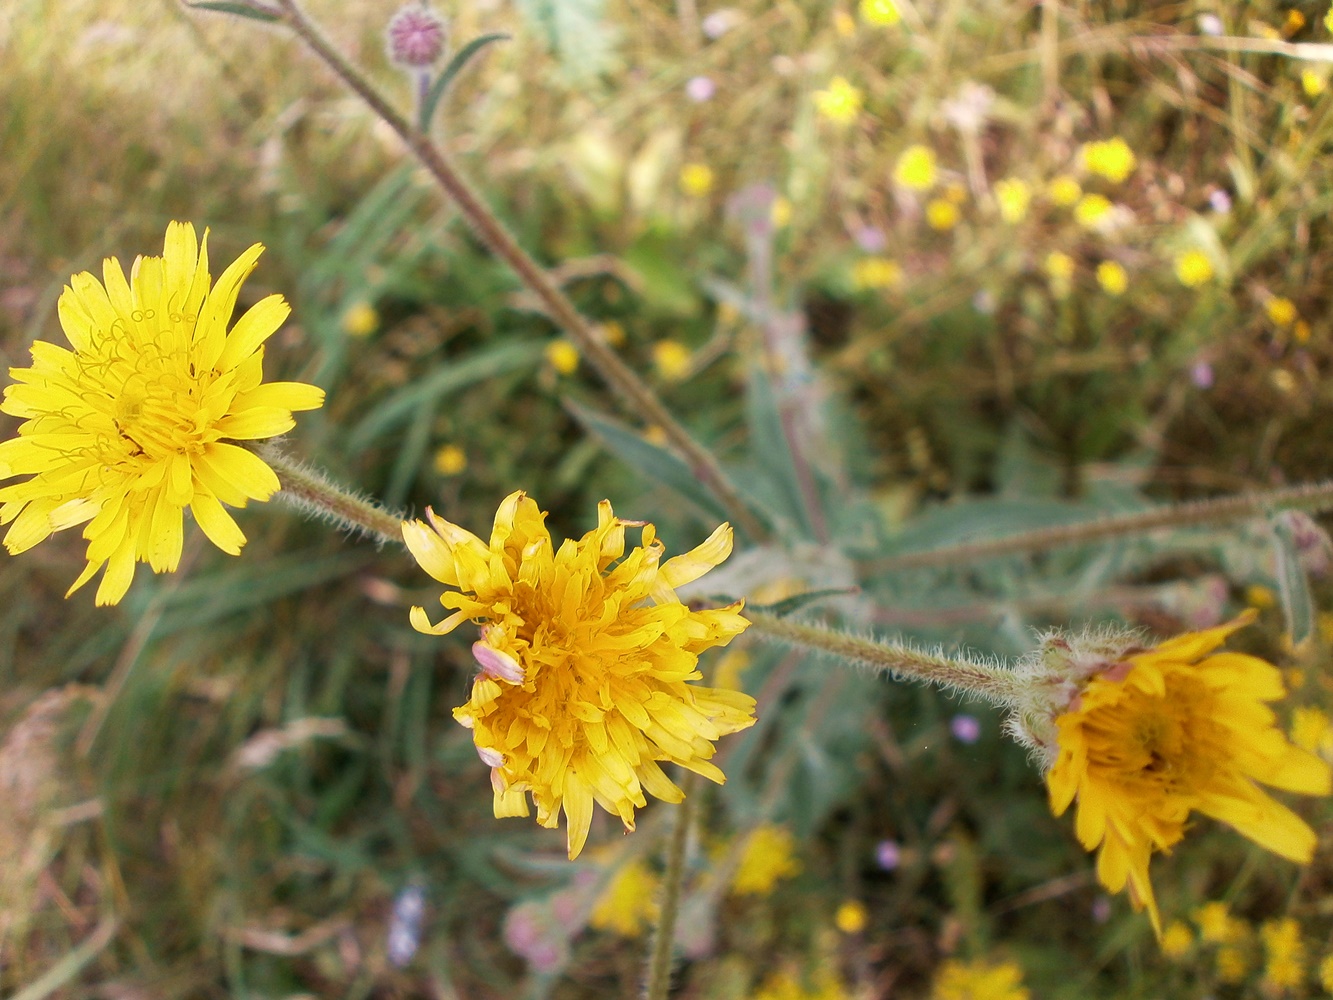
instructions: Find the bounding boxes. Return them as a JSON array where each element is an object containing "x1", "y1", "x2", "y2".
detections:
[
  {"x1": 746, "y1": 588, "x2": 859, "y2": 618},
  {"x1": 1271, "y1": 514, "x2": 1316, "y2": 647},
  {"x1": 745, "y1": 364, "x2": 813, "y2": 536},
  {"x1": 419, "y1": 34, "x2": 511, "y2": 132},
  {"x1": 563, "y1": 399, "x2": 731, "y2": 524},
  {"x1": 185, "y1": 1, "x2": 280, "y2": 22}
]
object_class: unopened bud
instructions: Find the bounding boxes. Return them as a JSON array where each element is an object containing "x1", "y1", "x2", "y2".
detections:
[{"x1": 386, "y1": 4, "x2": 448, "y2": 68}]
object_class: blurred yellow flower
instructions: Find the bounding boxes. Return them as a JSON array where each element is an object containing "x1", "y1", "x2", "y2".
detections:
[
  {"x1": 1047, "y1": 174, "x2": 1082, "y2": 207},
  {"x1": 1174, "y1": 249, "x2": 1215, "y2": 287},
  {"x1": 1096, "y1": 261, "x2": 1128, "y2": 296},
  {"x1": 679, "y1": 162, "x2": 715, "y2": 197},
  {"x1": 926, "y1": 199, "x2": 961, "y2": 230},
  {"x1": 833, "y1": 10, "x2": 856, "y2": 36},
  {"x1": 432, "y1": 444, "x2": 467, "y2": 476},
  {"x1": 1294, "y1": 319, "x2": 1312, "y2": 344},
  {"x1": 1262, "y1": 917, "x2": 1306, "y2": 989},
  {"x1": 894, "y1": 144, "x2": 938, "y2": 191},
  {"x1": 1290, "y1": 706, "x2": 1333, "y2": 754},
  {"x1": 1327, "y1": 8, "x2": 1333, "y2": 33},
  {"x1": 753, "y1": 969, "x2": 851, "y2": 1000},
  {"x1": 852, "y1": 257, "x2": 904, "y2": 291},
  {"x1": 643, "y1": 424, "x2": 669, "y2": 446},
  {"x1": 943, "y1": 181, "x2": 968, "y2": 204},
  {"x1": 403, "y1": 493, "x2": 754, "y2": 859},
  {"x1": 731, "y1": 824, "x2": 801, "y2": 895},
  {"x1": 813, "y1": 77, "x2": 864, "y2": 125},
  {"x1": 1161, "y1": 921, "x2": 1194, "y2": 959},
  {"x1": 1266, "y1": 296, "x2": 1298, "y2": 327},
  {"x1": 994, "y1": 177, "x2": 1031, "y2": 223},
  {"x1": 342, "y1": 300, "x2": 379, "y2": 338},
  {"x1": 651, "y1": 339, "x2": 692, "y2": 380},
  {"x1": 1073, "y1": 193, "x2": 1113, "y2": 228},
  {"x1": 1285, "y1": 9, "x2": 1307, "y2": 35},
  {"x1": 859, "y1": 0, "x2": 901, "y2": 26},
  {"x1": 1081, "y1": 137, "x2": 1137, "y2": 184},
  {"x1": 771, "y1": 195, "x2": 793, "y2": 227},
  {"x1": 589, "y1": 858, "x2": 659, "y2": 937},
  {"x1": 834, "y1": 900, "x2": 868, "y2": 933},
  {"x1": 1245, "y1": 583, "x2": 1275, "y2": 609},
  {"x1": 1194, "y1": 901, "x2": 1248, "y2": 944},
  {"x1": 931, "y1": 958, "x2": 1031, "y2": 1000},
  {"x1": 1046, "y1": 614, "x2": 1331, "y2": 936},
  {"x1": 545, "y1": 339, "x2": 579, "y2": 374},
  {"x1": 0, "y1": 222, "x2": 324, "y2": 605},
  {"x1": 599, "y1": 320, "x2": 627, "y2": 347},
  {"x1": 1216, "y1": 945, "x2": 1249, "y2": 983},
  {"x1": 1320, "y1": 952, "x2": 1333, "y2": 993},
  {"x1": 1303, "y1": 67, "x2": 1328, "y2": 97},
  {"x1": 1045, "y1": 252, "x2": 1075, "y2": 298}
]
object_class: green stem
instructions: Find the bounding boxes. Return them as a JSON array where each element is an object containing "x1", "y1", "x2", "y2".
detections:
[
  {"x1": 268, "y1": 0, "x2": 769, "y2": 544},
  {"x1": 746, "y1": 611, "x2": 1022, "y2": 705},
  {"x1": 643, "y1": 772, "x2": 697, "y2": 1000},
  {"x1": 259, "y1": 446, "x2": 403, "y2": 545},
  {"x1": 865, "y1": 480, "x2": 1333, "y2": 574}
]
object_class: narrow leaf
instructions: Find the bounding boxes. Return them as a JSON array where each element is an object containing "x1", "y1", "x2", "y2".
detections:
[
  {"x1": 746, "y1": 588, "x2": 860, "y2": 618},
  {"x1": 1271, "y1": 514, "x2": 1316, "y2": 647},
  {"x1": 419, "y1": 33, "x2": 511, "y2": 131},
  {"x1": 185, "y1": 1, "x2": 281, "y2": 21}
]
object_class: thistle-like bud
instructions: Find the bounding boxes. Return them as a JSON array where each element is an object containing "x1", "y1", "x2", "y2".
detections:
[{"x1": 386, "y1": 3, "x2": 449, "y2": 68}]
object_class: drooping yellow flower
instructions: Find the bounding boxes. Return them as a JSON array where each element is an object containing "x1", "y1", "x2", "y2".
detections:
[
  {"x1": 813, "y1": 77, "x2": 864, "y2": 125},
  {"x1": 1046, "y1": 614, "x2": 1331, "y2": 936},
  {"x1": 0, "y1": 222, "x2": 324, "y2": 605},
  {"x1": 1261, "y1": 917, "x2": 1306, "y2": 989},
  {"x1": 894, "y1": 144, "x2": 938, "y2": 191},
  {"x1": 931, "y1": 958, "x2": 1031, "y2": 1000},
  {"x1": 403, "y1": 494, "x2": 754, "y2": 859},
  {"x1": 589, "y1": 857, "x2": 660, "y2": 937},
  {"x1": 1216, "y1": 945, "x2": 1249, "y2": 983},
  {"x1": 731, "y1": 824, "x2": 801, "y2": 895},
  {"x1": 753, "y1": 968, "x2": 851, "y2": 1000},
  {"x1": 1302, "y1": 67, "x2": 1328, "y2": 97},
  {"x1": 1081, "y1": 137, "x2": 1137, "y2": 184},
  {"x1": 1174, "y1": 249, "x2": 1215, "y2": 287}
]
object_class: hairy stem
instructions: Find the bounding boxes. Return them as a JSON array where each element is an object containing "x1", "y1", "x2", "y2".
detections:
[
  {"x1": 270, "y1": 0, "x2": 768, "y2": 543},
  {"x1": 643, "y1": 772, "x2": 697, "y2": 1000},
  {"x1": 260, "y1": 446, "x2": 403, "y2": 545},
  {"x1": 746, "y1": 611, "x2": 1022, "y2": 704},
  {"x1": 865, "y1": 480, "x2": 1333, "y2": 574}
]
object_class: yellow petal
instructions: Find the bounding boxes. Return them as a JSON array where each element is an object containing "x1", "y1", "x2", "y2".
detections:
[
  {"x1": 215, "y1": 293, "x2": 290, "y2": 372},
  {"x1": 200, "y1": 443, "x2": 280, "y2": 502},
  {"x1": 190, "y1": 493, "x2": 247, "y2": 555},
  {"x1": 659, "y1": 522, "x2": 733, "y2": 591},
  {"x1": 215, "y1": 407, "x2": 296, "y2": 441},
  {"x1": 402, "y1": 518, "x2": 459, "y2": 586}
]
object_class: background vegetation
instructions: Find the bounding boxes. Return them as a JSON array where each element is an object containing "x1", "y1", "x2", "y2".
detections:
[{"x1": 5, "y1": 0, "x2": 1333, "y2": 996}]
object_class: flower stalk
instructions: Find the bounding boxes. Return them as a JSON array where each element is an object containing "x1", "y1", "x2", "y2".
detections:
[
  {"x1": 643, "y1": 772, "x2": 697, "y2": 1000},
  {"x1": 745, "y1": 611, "x2": 1023, "y2": 705},
  {"x1": 259, "y1": 446, "x2": 404, "y2": 545},
  {"x1": 268, "y1": 0, "x2": 769, "y2": 544}
]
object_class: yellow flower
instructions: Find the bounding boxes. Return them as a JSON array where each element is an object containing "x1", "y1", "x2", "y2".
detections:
[
  {"x1": 652, "y1": 340, "x2": 692, "y2": 381},
  {"x1": 1266, "y1": 296, "x2": 1299, "y2": 327},
  {"x1": 852, "y1": 257, "x2": 904, "y2": 291},
  {"x1": 771, "y1": 196, "x2": 793, "y2": 228},
  {"x1": 1327, "y1": 8, "x2": 1333, "y2": 34},
  {"x1": 1285, "y1": 9, "x2": 1307, "y2": 35},
  {"x1": 599, "y1": 320, "x2": 627, "y2": 347},
  {"x1": 1161, "y1": 920, "x2": 1194, "y2": 958},
  {"x1": 1174, "y1": 249, "x2": 1216, "y2": 287},
  {"x1": 1046, "y1": 614, "x2": 1332, "y2": 936},
  {"x1": 1290, "y1": 706, "x2": 1333, "y2": 755},
  {"x1": 402, "y1": 494, "x2": 754, "y2": 859},
  {"x1": 1194, "y1": 901, "x2": 1249, "y2": 944},
  {"x1": 1045, "y1": 252, "x2": 1075, "y2": 282},
  {"x1": 589, "y1": 858, "x2": 659, "y2": 937},
  {"x1": 679, "y1": 163, "x2": 715, "y2": 197},
  {"x1": 1096, "y1": 261, "x2": 1128, "y2": 296},
  {"x1": 1081, "y1": 137, "x2": 1137, "y2": 184},
  {"x1": 833, "y1": 10, "x2": 856, "y2": 36},
  {"x1": 545, "y1": 339, "x2": 579, "y2": 375},
  {"x1": 432, "y1": 444, "x2": 467, "y2": 476},
  {"x1": 1073, "y1": 193, "x2": 1113, "y2": 228},
  {"x1": 894, "y1": 144, "x2": 937, "y2": 191},
  {"x1": 1217, "y1": 945, "x2": 1248, "y2": 983},
  {"x1": 1294, "y1": 319, "x2": 1312, "y2": 344},
  {"x1": 0, "y1": 222, "x2": 324, "y2": 605},
  {"x1": 1320, "y1": 952, "x2": 1333, "y2": 993},
  {"x1": 731, "y1": 824, "x2": 801, "y2": 895},
  {"x1": 1047, "y1": 174, "x2": 1082, "y2": 207},
  {"x1": 1303, "y1": 67, "x2": 1328, "y2": 97},
  {"x1": 859, "y1": 0, "x2": 901, "y2": 26},
  {"x1": 926, "y1": 199, "x2": 961, "y2": 230},
  {"x1": 1246, "y1": 583, "x2": 1276, "y2": 609},
  {"x1": 753, "y1": 969, "x2": 851, "y2": 1000},
  {"x1": 835, "y1": 899, "x2": 868, "y2": 933},
  {"x1": 341, "y1": 300, "x2": 379, "y2": 337},
  {"x1": 1262, "y1": 917, "x2": 1306, "y2": 989},
  {"x1": 931, "y1": 958, "x2": 1031, "y2": 1000},
  {"x1": 813, "y1": 77, "x2": 864, "y2": 125},
  {"x1": 994, "y1": 177, "x2": 1031, "y2": 223}
]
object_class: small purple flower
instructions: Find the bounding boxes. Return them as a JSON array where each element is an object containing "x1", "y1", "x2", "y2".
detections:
[
  {"x1": 702, "y1": 9, "x2": 740, "y2": 39},
  {"x1": 1190, "y1": 360, "x2": 1214, "y2": 389},
  {"x1": 686, "y1": 76, "x2": 716, "y2": 102},
  {"x1": 1208, "y1": 188, "x2": 1232, "y2": 214},
  {"x1": 386, "y1": 4, "x2": 448, "y2": 67},
  {"x1": 875, "y1": 839, "x2": 901, "y2": 870},
  {"x1": 387, "y1": 883, "x2": 426, "y2": 967},
  {"x1": 1091, "y1": 896, "x2": 1113, "y2": 923},
  {"x1": 950, "y1": 714, "x2": 981, "y2": 744},
  {"x1": 853, "y1": 225, "x2": 888, "y2": 253}
]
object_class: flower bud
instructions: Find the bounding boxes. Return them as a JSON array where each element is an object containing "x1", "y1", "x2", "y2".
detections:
[{"x1": 386, "y1": 4, "x2": 448, "y2": 68}]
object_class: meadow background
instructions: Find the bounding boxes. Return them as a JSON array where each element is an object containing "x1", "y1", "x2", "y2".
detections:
[{"x1": 5, "y1": 0, "x2": 1333, "y2": 996}]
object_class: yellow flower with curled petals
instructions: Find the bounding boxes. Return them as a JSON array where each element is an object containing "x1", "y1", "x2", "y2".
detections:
[
  {"x1": 0, "y1": 222, "x2": 324, "y2": 605},
  {"x1": 402, "y1": 493, "x2": 754, "y2": 859},
  {"x1": 1046, "y1": 613, "x2": 1331, "y2": 937}
]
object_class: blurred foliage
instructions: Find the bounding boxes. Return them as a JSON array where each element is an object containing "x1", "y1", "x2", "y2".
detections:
[{"x1": 6, "y1": 0, "x2": 1333, "y2": 997}]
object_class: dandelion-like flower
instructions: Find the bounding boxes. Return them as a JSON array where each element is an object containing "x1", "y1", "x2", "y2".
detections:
[
  {"x1": 0, "y1": 222, "x2": 324, "y2": 605},
  {"x1": 1046, "y1": 615, "x2": 1331, "y2": 935},
  {"x1": 1174, "y1": 249, "x2": 1215, "y2": 287},
  {"x1": 403, "y1": 493, "x2": 755, "y2": 859},
  {"x1": 730, "y1": 824, "x2": 801, "y2": 896},
  {"x1": 813, "y1": 77, "x2": 864, "y2": 125}
]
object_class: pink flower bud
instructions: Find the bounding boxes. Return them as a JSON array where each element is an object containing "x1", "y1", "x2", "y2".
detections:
[{"x1": 386, "y1": 4, "x2": 448, "y2": 67}]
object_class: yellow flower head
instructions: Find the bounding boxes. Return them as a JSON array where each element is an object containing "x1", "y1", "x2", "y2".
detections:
[
  {"x1": 931, "y1": 958, "x2": 1031, "y2": 1000},
  {"x1": 1046, "y1": 614, "x2": 1332, "y2": 936},
  {"x1": 1073, "y1": 193, "x2": 1114, "y2": 229},
  {"x1": 1047, "y1": 174, "x2": 1082, "y2": 207},
  {"x1": 1194, "y1": 901, "x2": 1248, "y2": 944},
  {"x1": 1161, "y1": 920, "x2": 1194, "y2": 959},
  {"x1": 402, "y1": 494, "x2": 754, "y2": 859},
  {"x1": 859, "y1": 0, "x2": 901, "y2": 26},
  {"x1": 589, "y1": 857, "x2": 660, "y2": 937},
  {"x1": 651, "y1": 339, "x2": 692, "y2": 381},
  {"x1": 1266, "y1": 296, "x2": 1298, "y2": 327},
  {"x1": 1045, "y1": 251, "x2": 1076, "y2": 298},
  {"x1": 994, "y1": 177, "x2": 1031, "y2": 223},
  {"x1": 545, "y1": 339, "x2": 579, "y2": 375},
  {"x1": 731, "y1": 823, "x2": 801, "y2": 895},
  {"x1": 813, "y1": 77, "x2": 864, "y2": 126},
  {"x1": 1096, "y1": 260, "x2": 1128, "y2": 296},
  {"x1": 1216, "y1": 945, "x2": 1248, "y2": 983},
  {"x1": 926, "y1": 199, "x2": 961, "y2": 231},
  {"x1": 1302, "y1": 67, "x2": 1328, "y2": 97},
  {"x1": 894, "y1": 144, "x2": 938, "y2": 191},
  {"x1": 1320, "y1": 952, "x2": 1333, "y2": 993},
  {"x1": 834, "y1": 899, "x2": 868, "y2": 933},
  {"x1": 1081, "y1": 137, "x2": 1138, "y2": 184},
  {"x1": 0, "y1": 222, "x2": 324, "y2": 605},
  {"x1": 1174, "y1": 249, "x2": 1215, "y2": 287},
  {"x1": 679, "y1": 162, "x2": 715, "y2": 198},
  {"x1": 432, "y1": 444, "x2": 467, "y2": 476},
  {"x1": 771, "y1": 196, "x2": 794, "y2": 228},
  {"x1": 341, "y1": 300, "x2": 379, "y2": 338},
  {"x1": 852, "y1": 257, "x2": 904, "y2": 291},
  {"x1": 1262, "y1": 917, "x2": 1306, "y2": 989}
]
